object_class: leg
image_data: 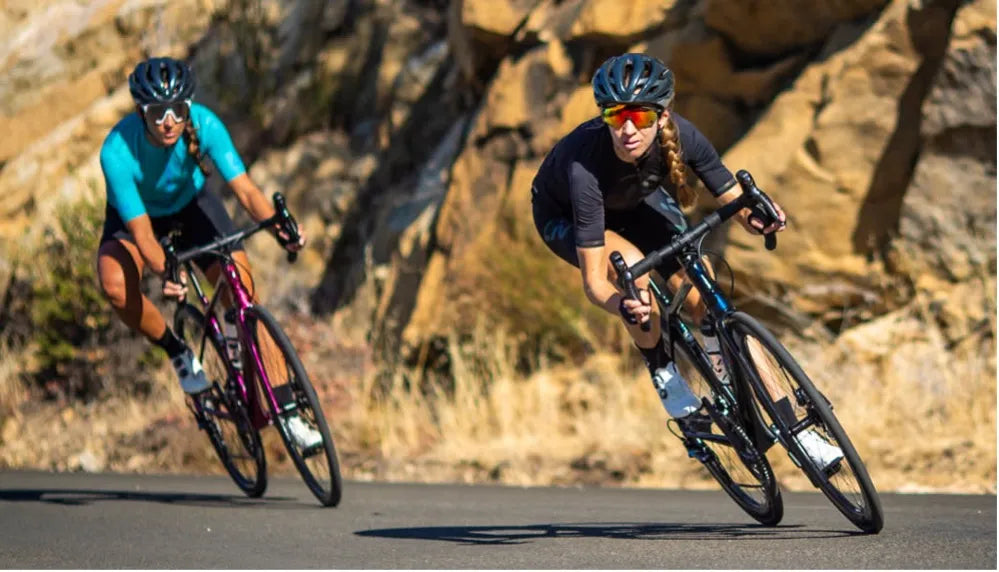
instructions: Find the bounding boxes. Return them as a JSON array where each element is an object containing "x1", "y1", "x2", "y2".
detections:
[
  {"x1": 98, "y1": 237, "x2": 207, "y2": 393},
  {"x1": 664, "y1": 258, "x2": 714, "y2": 326},
  {"x1": 204, "y1": 251, "x2": 289, "y2": 387},
  {"x1": 96, "y1": 239, "x2": 168, "y2": 340},
  {"x1": 604, "y1": 231, "x2": 701, "y2": 419},
  {"x1": 533, "y1": 209, "x2": 700, "y2": 420},
  {"x1": 202, "y1": 250, "x2": 258, "y2": 306},
  {"x1": 665, "y1": 260, "x2": 789, "y2": 401},
  {"x1": 603, "y1": 230, "x2": 660, "y2": 348}
]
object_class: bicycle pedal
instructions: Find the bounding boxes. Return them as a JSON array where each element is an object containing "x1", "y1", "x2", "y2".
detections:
[
  {"x1": 301, "y1": 444, "x2": 324, "y2": 458},
  {"x1": 683, "y1": 439, "x2": 710, "y2": 462},
  {"x1": 823, "y1": 458, "x2": 844, "y2": 477}
]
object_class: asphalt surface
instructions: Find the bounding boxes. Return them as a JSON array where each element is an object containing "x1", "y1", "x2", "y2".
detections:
[{"x1": 0, "y1": 470, "x2": 994, "y2": 568}]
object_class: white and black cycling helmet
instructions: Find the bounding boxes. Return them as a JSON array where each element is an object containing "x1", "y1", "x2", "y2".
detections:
[
  {"x1": 592, "y1": 53, "x2": 675, "y2": 110},
  {"x1": 128, "y1": 57, "x2": 196, "y2": 105}
]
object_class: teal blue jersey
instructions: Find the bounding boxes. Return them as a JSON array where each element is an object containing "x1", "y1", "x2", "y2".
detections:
[{"x1": 99, "y1": 103, "x2": 246, "y2": 222}]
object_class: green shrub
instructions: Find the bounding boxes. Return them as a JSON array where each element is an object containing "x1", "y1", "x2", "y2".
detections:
[{"x1": 26, "y1": 197, "x2": 160, "y2": 400}]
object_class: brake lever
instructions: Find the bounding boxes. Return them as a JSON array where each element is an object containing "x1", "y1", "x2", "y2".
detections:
[
  {"x1": 735, "y1": 170, "x2": 780, "y2": 251},
  {"x1": 610, "y1": 251, "x2": 651, "y2": 332},
  {"x1": 272, "y1": 192, "x2": 300, "y2": 263},
  {"x1": 158, "y1": 236, "x2": 178, "y2": 283},
  {"x1": 158, "y1": 236, "x2": 185, "y2": 302}
]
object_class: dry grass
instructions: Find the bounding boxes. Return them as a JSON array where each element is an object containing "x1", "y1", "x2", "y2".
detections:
[
  {"x1": 344, "y1": 295, "x2": 997, "y2": 494},
  {"x1": 776, "y1": 291, "x2": 997, "y2": 493},
  {"x1": 343, "y1": 325, "x2": 711, "y2": 488},
  {"x1": 0, "y1": 342, "x2": 30, "y2": 443},
  {"x1": 2, "y1": 287, "x2": 993, "y2": 496},
  {"x1": 0, "y1": 343, "x2": 26, "y2": 410}
]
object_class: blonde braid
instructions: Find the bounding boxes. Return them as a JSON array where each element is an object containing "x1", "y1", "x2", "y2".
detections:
[
  {"x1": 659, "y1": 112, "x2": 697, "y2": 208},
  {"x1": 183, "y1": 121, "x2": 212, "y2": 177}
]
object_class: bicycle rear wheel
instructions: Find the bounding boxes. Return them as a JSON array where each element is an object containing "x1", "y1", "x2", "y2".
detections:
[
  {"x1": 726, "y1": 311, "x2": 883, "y2": 533},
  {"x1": 244, "y1": 305, "x2": 343, "y2": 507},
  {"x1": 674, "y1": 343, "x2": 783, "y2": 526},
  {"x1": 174, "y1": 304, "x2": 267, "y2": 498}
]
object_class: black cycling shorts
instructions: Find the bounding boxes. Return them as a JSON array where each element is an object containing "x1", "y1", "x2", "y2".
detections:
[
  {"x1": 100, "y1": 188, "x2": 244, "y2": 272},
  {"x1": 533, "y1": 196, "x2": 684, "y2": 280}
]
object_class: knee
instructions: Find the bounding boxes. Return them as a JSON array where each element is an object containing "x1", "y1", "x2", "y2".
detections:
[
  {"x1": 97, "y1": 242, "x2": 143, "y2": 309},
  {"x1": 97, "y1": 268, "x2": 131, "y2": 309}
]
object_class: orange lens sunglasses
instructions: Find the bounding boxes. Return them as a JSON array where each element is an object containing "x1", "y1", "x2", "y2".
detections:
[{"x1": 601, "y1": 104, "x2": 660, "y2": 129}]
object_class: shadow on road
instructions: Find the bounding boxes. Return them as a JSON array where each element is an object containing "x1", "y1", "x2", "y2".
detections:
[
  {"x1": 0, "y1": 488, "x2": 307, "y2": 509},
  {"x1": 355, "y1": 522, "x2": 859, "y2": 545}
]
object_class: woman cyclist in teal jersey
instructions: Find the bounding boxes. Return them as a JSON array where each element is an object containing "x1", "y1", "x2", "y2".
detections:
[
  {"x1": 531, "y1": 53, "x2": 843, "y2": 469},
  {"x1": 95, "y1": 57, "x2": 320, "y2": 447}
]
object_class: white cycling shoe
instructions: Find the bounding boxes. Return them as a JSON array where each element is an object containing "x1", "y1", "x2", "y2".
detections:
[
  {"x1": 284, "y1": 415, "x2": 323, "y2": 450},
  {"x1": 797, "y1": 428, "x2": 844, "y2": 472},
  {"x1": 172, "y1": 349, "x2": 211, "y2": 394}
]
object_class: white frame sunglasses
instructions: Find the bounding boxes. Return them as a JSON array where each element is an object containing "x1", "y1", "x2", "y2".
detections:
[{"x1": 142, "y1": 99, "x2": 192, "y2": 125}]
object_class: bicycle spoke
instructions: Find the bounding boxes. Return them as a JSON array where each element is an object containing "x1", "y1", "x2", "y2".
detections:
[
  {"x1": 671, "y1": 339, "x2": 782, "y2": 526},
  {"x1": 729, "y1": 312, "x2": 883, "y2": 533},
  {"x1": 175, "y1": 304, "x2": 267, "y2": 498},
  {"x1": 746, "y1": 332, "x2": 871, "y2": 510},
  {"x1": 246, "y1": 306, "x2": 342, "y2": 507}
]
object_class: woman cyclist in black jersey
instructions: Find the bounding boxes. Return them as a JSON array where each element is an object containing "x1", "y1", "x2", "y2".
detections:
[{"x1": 532, "y1": 53, "x2": 844, "y2": 469}]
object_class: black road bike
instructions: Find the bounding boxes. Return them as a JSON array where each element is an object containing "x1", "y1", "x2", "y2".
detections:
[{"x1": 612, "y1": 170, "x2": 883, "y2": 533}]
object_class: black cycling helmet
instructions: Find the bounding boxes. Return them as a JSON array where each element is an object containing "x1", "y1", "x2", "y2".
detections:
[
  {"x1": 592, "y1": 53, "x2": 674, "y2": 109},
  {"x1": 128, "y1": 57, "x2": 196, "y2": 105}
]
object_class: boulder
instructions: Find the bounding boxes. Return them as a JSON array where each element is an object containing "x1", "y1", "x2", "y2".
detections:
[{"x1": 704, "y1": 0, "x2": 890, "y2": 56}]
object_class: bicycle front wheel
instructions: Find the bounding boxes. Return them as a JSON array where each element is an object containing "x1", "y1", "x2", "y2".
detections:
[
  {"x1": 244, "y1": 305, "x2": 343, "y2": 507},
  {"x1": 674, "y1": 343, "x2": 783, "y2": 526},
  {"x1": 727, "y1": 311, "x2": 883, "y2": 533},
  {"x1": 174, "y1": 304, "x2": 267, "y2": 498}
]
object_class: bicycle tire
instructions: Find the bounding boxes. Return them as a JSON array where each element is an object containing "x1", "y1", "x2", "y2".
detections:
[
  {"x1": 244, "y1": 305, "x2": 343, "y2": 507},
  {"x1": 174, "y1": 304, "x2": 267, "y2": 498},
  {"x1": 673, "y1": 343, "x2": 783, "y2": 526},
  {"x1": 726, "y1": 311, "x2": 884, "y2": 533}
]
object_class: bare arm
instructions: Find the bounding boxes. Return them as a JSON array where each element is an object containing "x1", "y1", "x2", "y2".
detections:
[
  {"x1": 228, "y1": 173, "x2": 276, "y2": 222},
  {"x1": 126, "y1": 215, "x2": 168, "y2": 276},
  {"x1": 577, "y1": 245, "x2": 621, "y2": 313},
  {"x1": 577, "y1": 245, "x2": 652, "y2": 323},
  {"x1": 228, "y1": 173, "x2": 306, "y2": 250}
]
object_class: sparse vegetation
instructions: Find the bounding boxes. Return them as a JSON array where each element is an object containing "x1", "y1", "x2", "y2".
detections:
[
  {"x1": 344, "y1": 290, "x2": 996, "y2": 492},
  {"x1": 3, "y1": 197, "x2": 161, "y2": 402}
]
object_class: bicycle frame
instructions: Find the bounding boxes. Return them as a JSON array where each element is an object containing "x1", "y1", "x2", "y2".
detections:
[
  {"x1": 615, "y1": 171, "x2": 786, "y2": 449},
  {"x1": 183, "y1": 256, "x2": 287, "y2": 430},
  {"x1": 165, "y1": 196, "x2": 301, "y2": 432},
  {"x1": 648, "y1": 250, "x2": 779, "y2": 450}
]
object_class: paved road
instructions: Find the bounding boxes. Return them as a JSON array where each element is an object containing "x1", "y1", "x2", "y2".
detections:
[{"x1": 0, "y1": 471, "x2": 994, "y2": 568}]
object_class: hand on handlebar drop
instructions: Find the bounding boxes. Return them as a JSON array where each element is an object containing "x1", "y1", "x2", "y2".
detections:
[
  {"x1": 162, "y1": 268, "x2": 188, "y2": 300},
  {"x1": 275, "y1": 226, "x2": 307, "y2": 252},
  {"x1": 747, "y1": 198, "x2": 788, "y2": 235},
  {"x1": 619, "y1": 289, "x2": 653, "y2": 325}
]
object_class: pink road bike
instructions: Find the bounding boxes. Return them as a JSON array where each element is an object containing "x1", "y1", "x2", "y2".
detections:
[{"x1": 162, "y1": 193, "x2": 342, "y2": 506}]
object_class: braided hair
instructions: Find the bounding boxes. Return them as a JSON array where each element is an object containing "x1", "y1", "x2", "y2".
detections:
[{"x1": 658, "y1": 108, "x2": 696, "y2": 208}]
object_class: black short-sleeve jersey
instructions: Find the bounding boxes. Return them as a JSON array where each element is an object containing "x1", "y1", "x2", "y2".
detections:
[{"x1": 531, "y1": 112, "x2": 735, "y2": 247}]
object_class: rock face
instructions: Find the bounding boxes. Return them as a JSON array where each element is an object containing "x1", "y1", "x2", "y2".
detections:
[
  {"x1": 721, "y1": 0, "x2": 996, "y2": 334},
  {"x1": 0, "y1": 0, "x2": 222, "y2": 236},
  {"x1": 704, "y1": 0, "x2": 892, "y2": 56},
  {"x1": 396, "y1": 0, "x2": 995, "y2": 351},
  {"x1": 1, "y1": 0, "x2": 995, "y2": 370}
]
